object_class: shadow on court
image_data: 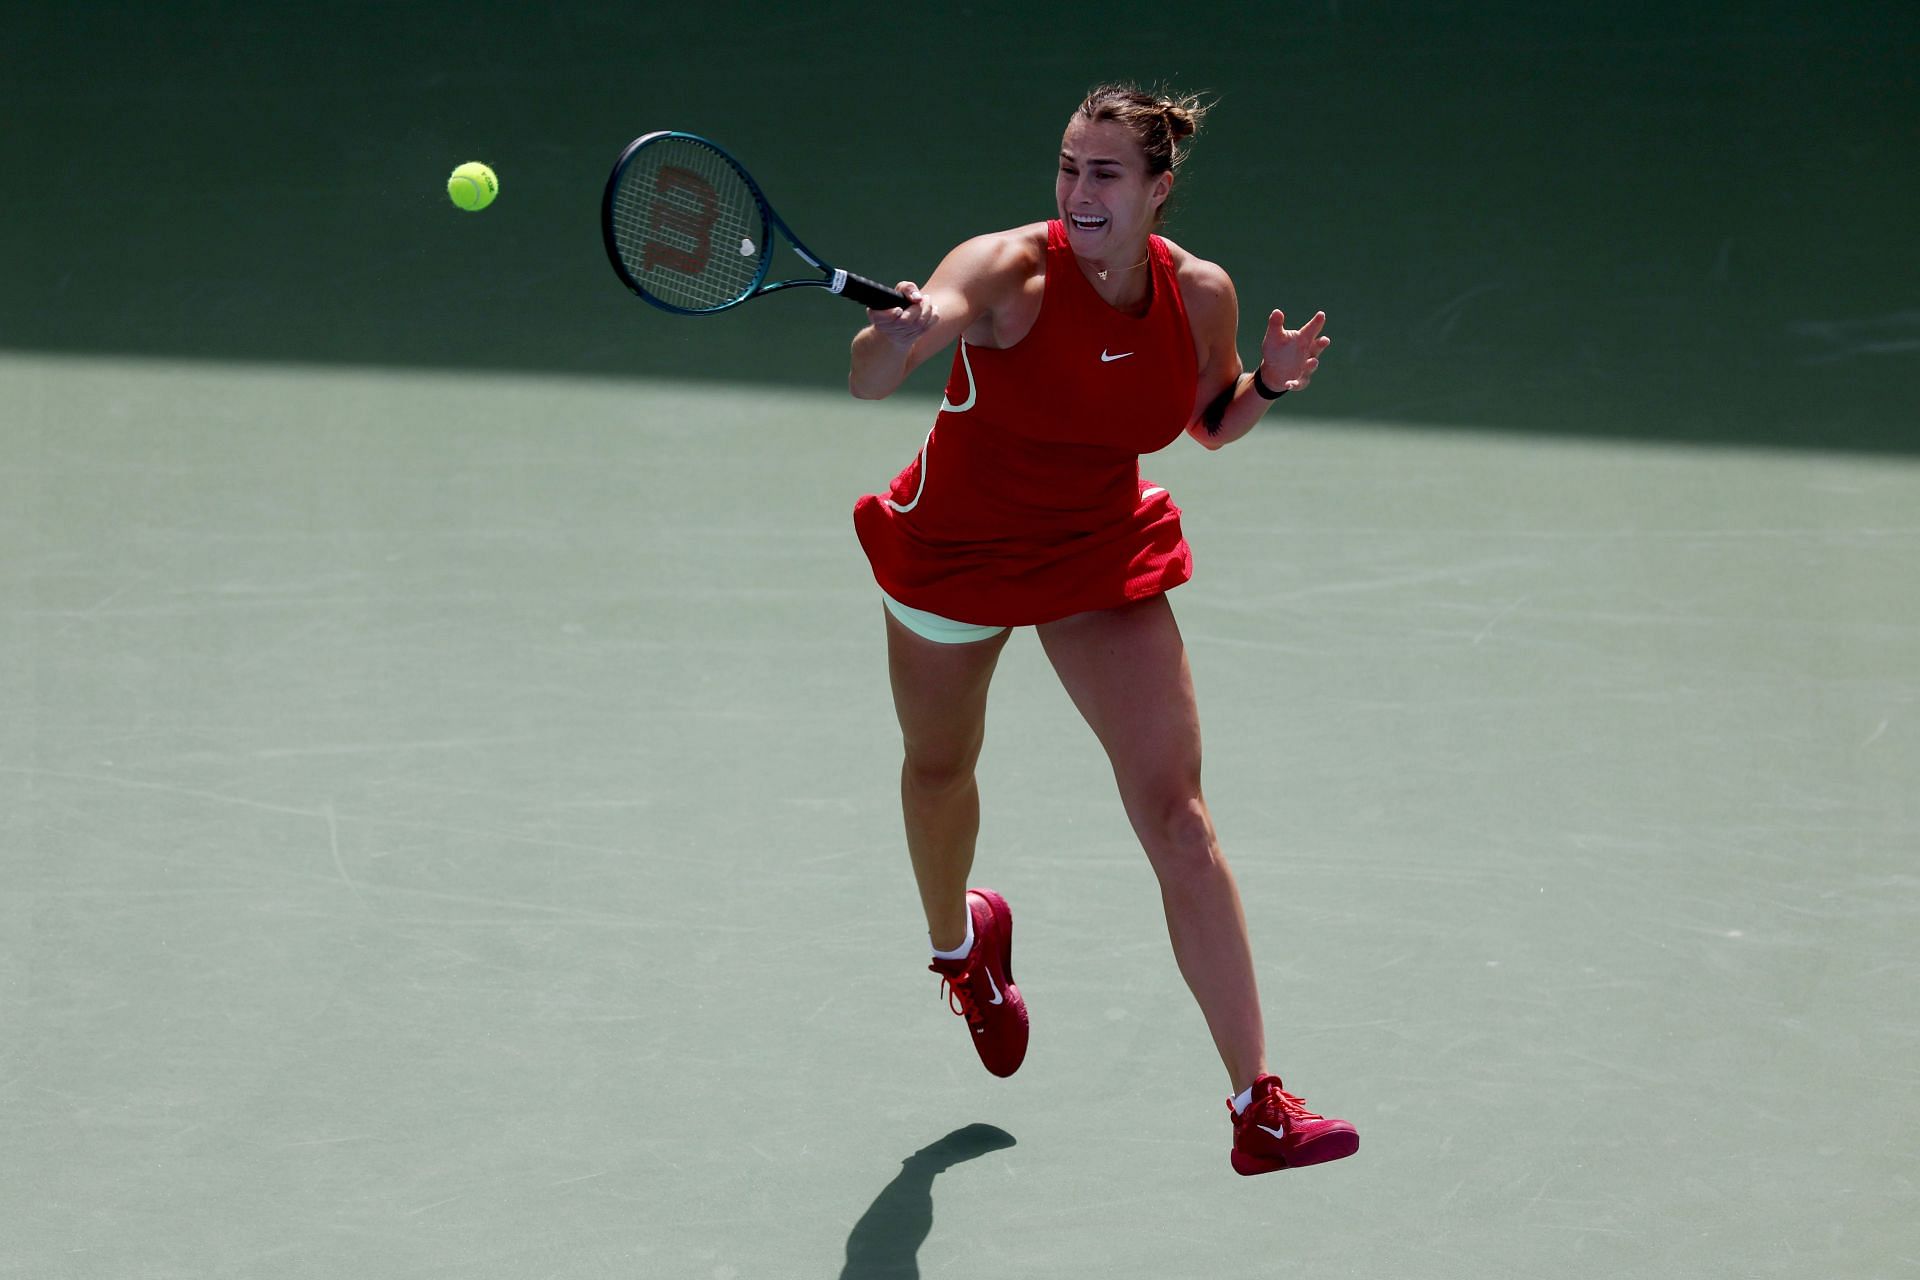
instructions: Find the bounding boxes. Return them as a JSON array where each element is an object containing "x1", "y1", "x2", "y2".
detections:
[{"x1": 839, "y1": 1125, "x2": 1018, "y2": 1280}]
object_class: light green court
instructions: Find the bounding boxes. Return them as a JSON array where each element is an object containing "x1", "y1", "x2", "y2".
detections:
[{"x1": 5, "y1": 353, "x2": 1914, "y2": 1277}]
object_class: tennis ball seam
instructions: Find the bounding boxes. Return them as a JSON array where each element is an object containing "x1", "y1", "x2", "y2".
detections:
[{"x1": 448, "y1": 163, "x2": 497, "y2": 211}]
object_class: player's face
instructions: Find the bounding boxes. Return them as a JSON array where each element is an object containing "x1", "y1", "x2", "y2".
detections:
[{"x1": 1056, "y1": 118, "x2": 1172, "y2": 260}]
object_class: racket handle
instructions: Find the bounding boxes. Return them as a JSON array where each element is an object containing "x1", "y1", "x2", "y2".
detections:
[{"x1": 833, "y1": 271, "x2": 910, "y2": 310}]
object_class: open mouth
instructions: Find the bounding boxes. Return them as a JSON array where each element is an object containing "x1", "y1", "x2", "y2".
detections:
[{"x1": 1068, "y1": 213, "x2": 1108, "y2": 231}]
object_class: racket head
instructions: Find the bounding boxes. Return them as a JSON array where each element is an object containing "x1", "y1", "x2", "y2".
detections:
[{"x1": 602, "y1": 132, "x2": 775, "y2": 315}]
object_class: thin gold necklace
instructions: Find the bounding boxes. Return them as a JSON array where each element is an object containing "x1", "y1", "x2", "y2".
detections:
[{"x1": 1096, "y1": 258, "x2": 1148, "y2": 282}]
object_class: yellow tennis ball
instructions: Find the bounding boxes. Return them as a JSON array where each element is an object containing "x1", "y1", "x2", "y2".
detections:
[{"x1": 447, "y1": 162, "x2": 498, "y2": 212}]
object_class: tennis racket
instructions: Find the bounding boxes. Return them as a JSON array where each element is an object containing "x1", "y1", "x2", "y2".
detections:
[{"x1": 602, "y1": 131, "x2": 908, "y2": 315}]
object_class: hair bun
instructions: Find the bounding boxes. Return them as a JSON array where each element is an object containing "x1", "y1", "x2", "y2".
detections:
[{"x1": 1160, "y1": 93, "x2": 1206, "y2": 143}]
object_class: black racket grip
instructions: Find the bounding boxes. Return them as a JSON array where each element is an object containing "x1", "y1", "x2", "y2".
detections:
[{"x1": 836, "y1": 271, "x2": 911, "y2": 310}]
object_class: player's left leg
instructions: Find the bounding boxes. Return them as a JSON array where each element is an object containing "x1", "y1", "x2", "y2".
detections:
[
  {"x1": 1036, "y1": 595, "x2": 1356, "y2": 1173},
  {"x1": 1035, "y1": 595, "x2": 1266, "y2": 1088}
]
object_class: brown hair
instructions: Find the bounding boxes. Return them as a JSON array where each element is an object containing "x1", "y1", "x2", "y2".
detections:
[{"x1": 1072, "y1": 83, "x2": 1209, "y2": 177}]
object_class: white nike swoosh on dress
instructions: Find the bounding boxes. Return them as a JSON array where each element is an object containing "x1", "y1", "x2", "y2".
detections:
[
  {"x1": 889, "y1": 339, "x2": 974, "y2": 515},
  {"x1": 883, "y1": 426, "x2": 934, "y2": 514},
  {"x1": 1099, "y1": 349, "x2": 1134, "y2": 362},
  {"x1": 941, "y1": 338, "x2": 977, "y2": 412}
]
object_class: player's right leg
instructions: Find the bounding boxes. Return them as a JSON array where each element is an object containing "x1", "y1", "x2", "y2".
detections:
[
  {"x1": 884, "y1": 605, "x2": 1027, "y2": 1077},
  {"x1": 884, "y1": 603, "x2": 1008, "y2": 948}
]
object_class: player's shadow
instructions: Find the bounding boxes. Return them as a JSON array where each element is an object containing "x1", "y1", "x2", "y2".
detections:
[{"x1": 839, "y1": 1123, "x2": 1017, "y2": 1280}]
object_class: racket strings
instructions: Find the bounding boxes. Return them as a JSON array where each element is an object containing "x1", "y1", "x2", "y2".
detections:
[{"x1": 609, "y1": 140, "x2": 765, "y2": 311}]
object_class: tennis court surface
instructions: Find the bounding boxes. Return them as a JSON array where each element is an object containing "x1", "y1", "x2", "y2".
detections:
[{"x1": 5, "y1": 354, "x2": 1914, "y2": 1277}]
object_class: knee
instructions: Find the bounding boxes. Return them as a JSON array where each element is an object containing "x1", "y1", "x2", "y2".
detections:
[
  {"x1": 900, "y1": 734, "x2": 983, "y2": 797},
  {"x1": 1140, "y1": 794, "x2": 1223, "y2": 884}
]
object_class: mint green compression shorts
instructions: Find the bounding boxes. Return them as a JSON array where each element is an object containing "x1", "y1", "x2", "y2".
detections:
[{"x1": 881, "y1": 591, "x2": 1010, "y2": 645}]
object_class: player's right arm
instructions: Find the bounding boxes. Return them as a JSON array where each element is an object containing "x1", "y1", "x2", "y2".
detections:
[{"x1": 848, "y1": 230, "x2": 1034, "y2": 400}]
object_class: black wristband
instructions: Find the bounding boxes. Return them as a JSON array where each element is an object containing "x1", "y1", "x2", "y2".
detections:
[{"x1": 1251, "y1": 366, "x2": 1288, "y2": 400}]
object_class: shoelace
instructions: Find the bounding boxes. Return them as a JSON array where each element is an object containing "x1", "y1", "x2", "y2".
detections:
[
  {"x1": 930, "y1": 958, "x2": 986, "y2": 1028},
  {"x1": 1242, "y1": 1080, "x2": 1325, "y2": 1128}
]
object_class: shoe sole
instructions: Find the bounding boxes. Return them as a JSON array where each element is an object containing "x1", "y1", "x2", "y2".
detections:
[{"x1": 1230, "y1": 1131, "x2": 1359, "y2": 1176}]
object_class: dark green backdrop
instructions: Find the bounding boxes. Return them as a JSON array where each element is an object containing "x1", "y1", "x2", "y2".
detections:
[{"x1": 6, "y1": 0, "x2": 1916, "y2": 451}]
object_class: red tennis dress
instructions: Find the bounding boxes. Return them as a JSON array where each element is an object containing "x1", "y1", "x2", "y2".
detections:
[{"x1": 853, "y1": 220, "x2": 1199, "y2": 626}]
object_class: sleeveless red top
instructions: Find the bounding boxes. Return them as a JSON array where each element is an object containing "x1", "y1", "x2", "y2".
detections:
[{"x1": 853, "y1": 220, "x2": 1199, "y2": 626}]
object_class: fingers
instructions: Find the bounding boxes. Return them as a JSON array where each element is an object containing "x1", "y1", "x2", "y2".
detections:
[
  {"x1": 1268, "y1": 309, "x2": 1330, "y2": 348},
  {"x1": 1257, "y1": 307, "x2": 1331, "y2": 394},
  {"x1": 868, "y1": 282, "x2": 937, "y2": 348},
  {"x1": 865, "y1": 281, "x2": 922, "y2": 321}
]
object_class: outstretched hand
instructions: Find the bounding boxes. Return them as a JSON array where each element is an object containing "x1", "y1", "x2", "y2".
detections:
[{"x1": 1257, "y1": 310, "x2": 1330, "y2": 393}]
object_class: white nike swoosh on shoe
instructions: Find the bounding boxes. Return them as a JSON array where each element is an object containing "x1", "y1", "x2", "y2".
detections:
[
  {"x1": 1256, "y1": 1124, "x2": 1288, "y2": 1140},
  {"x1": 1099, "y1": 349, "x2": 1134, "y2": 362},
  {"x1": 985, "y1": 969, "x2": 1005, "y2": 1006}
]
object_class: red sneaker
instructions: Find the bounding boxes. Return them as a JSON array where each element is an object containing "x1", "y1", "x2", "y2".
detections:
[
  {"x1": 928, "y1": 888, "x2": 1028, "y2": 1078},
  {"x1": 1228, "y1": 1076, "x2": 1359, "y2": 1175}
]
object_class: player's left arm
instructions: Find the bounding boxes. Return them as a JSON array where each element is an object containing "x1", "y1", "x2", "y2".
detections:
[{"x1": 1182, "y1": 256, "x2": 1330, "y2": 449}]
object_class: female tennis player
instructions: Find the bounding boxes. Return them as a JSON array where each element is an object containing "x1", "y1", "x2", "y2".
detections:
[{"x1": 847, "y1": 84, "x2": 1354, "y2": 1176}]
